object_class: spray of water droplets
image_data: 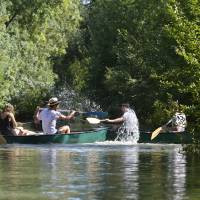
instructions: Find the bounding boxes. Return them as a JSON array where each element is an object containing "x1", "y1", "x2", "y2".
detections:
[
  {"x1": 115, "y1": 109, "x2": 140, "y2": 143},
  {"x1": 53, "y1": 86, "x2": 102, "y2": 112}
]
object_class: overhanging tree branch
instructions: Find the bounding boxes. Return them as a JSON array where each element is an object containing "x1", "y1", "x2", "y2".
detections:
[{"x1": 5, "y1": 12, "x2": 17, "y2": 28}]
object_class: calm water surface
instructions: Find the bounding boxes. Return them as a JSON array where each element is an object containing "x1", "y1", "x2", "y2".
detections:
[{"x1": 0, "y1": 143, "x2": 200, "y2": 200}]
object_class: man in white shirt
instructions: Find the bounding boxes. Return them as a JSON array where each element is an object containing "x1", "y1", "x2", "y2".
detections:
[
  {"x1": 36, "y1": 97, "x2": 76, "y2": 134},
  {"x1": 106, "y1": 103, "x2": 140, "y2": 141}
]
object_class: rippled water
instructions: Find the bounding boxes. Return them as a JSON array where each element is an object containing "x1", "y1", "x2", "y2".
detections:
[{"x1": 0, "y1": 143, "x2": 199, "y2": 200}]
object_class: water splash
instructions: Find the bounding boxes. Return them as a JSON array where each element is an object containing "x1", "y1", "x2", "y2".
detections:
[
  {"x1": 53, "y1": 86, "x2": 140, "y2": 143},
  {"x1": 114, "y1": 109, "x2": 139, "y2": 143},
  {"x1": 95, "y1": 140, "x2": 139, "y2": 145},
  {"x1": 115, "y1": 128, "x2": 139, "y2": 144},
  {"x1": 53, "y1": 86, "x2": 102, "y2": 112}
]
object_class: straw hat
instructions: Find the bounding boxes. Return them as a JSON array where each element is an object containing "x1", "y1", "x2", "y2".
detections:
[{"x1": 47, "y1": 97, "x2": 61, "y2": 106}]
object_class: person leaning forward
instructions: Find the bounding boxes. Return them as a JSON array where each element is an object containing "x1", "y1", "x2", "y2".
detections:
[
  {"x1": 162, "y1": 110, "x2": 187, "y2": 133},
  {"x1": 105, "y1": 103, "x2": 140, "y2": 141},
  {"x1": 36, "y1": 97, "x2": 76, "y2": 134}
]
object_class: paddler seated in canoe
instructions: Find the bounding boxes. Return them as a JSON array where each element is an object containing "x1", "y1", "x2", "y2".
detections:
[
  {"x1": 162, "y1": 109, "x2": 187, "y2": 133},
  {"x1": 35, "y1": 97, "x2": 76, "y2": 134},
  {"x1": 0, "y1": 103, "x2": 32, "y2": 136},
  {"x1": 105, "y1": 103, "x2": 140, "y2": 141}
]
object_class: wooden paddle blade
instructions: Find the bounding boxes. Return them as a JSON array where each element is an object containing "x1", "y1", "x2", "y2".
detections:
[
  {"x1": 86, "y1": 117, "x2": 101, "y2": 124},
  {"x1": 151, "y1": 127, "x2": 162, "y2": 140}
]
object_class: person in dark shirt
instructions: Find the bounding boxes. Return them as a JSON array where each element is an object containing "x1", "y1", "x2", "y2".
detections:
[{"x1": 0, "y1": 103, "x2": 31, "y2": 136}]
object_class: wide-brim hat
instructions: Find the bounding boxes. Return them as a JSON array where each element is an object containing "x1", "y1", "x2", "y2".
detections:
[{"x1": 47, "y1": 97, "x2": 61, "y2": 106}]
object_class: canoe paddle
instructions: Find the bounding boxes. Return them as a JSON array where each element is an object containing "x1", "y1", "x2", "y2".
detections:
[
  {"x1": 151, "y1": 127, "x2": 163, "y2": 140},
  {"x1": 86, "y1": 117, "x2": 106, "y2": 124},
  {"x1": 38, "y1": 108, "x2": 108, "y2": 118},
  {"x1": 151, "y1": 118, "x2": 173, "y2": 140}
]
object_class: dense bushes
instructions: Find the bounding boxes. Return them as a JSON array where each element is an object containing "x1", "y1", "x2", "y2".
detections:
[{"x1": 0, "y1": 0, "x2": 80, "y2": 115}]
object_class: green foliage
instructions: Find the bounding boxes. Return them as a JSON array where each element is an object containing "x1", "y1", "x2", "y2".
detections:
[
  {"x1": 68, "y1": 59, "x2": 90, "y2": 91},
  {"x1": 1, "y1": 0, "x2": 200, "y2": 153},
  {"x1": 85, "y1": 0, "x2": 170, "y2": 118},
  {"x1": 161, "y1": 0, "x2": 200, "y2": 151},
  {"x1": 84, "y1": 0, "x2": 198, "y2": 118},
  {"x1": 0, "y1": 0, "x2": 81, "y2": 115},
  {"x1": 71, "y1": 0, "x2": 200, "y2": 149},
  {"x1": 53, "y1": 4, "x2": 90, "y2": 92},
  {"x1": 47, "y1": 0, "x2": 200, "y2": 155}
]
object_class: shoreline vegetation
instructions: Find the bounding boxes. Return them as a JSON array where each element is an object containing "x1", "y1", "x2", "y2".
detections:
[{"x1": 0, "y1": 0, "x2": 199, "y2": 154}]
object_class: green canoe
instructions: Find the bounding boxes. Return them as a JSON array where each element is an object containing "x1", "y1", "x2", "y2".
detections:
[
  {"x1": 140, "y1": 132, "x2": 192, "y2": 144},
  {"x1": 1, "y1": 128, "x2": 108, "y2": 144},
  {"x1": 106, "y1": 131, "x2": 193, "y2": 144},
  {"x1": 0, "y1": 129, "x2": 192, "y2": 144}
]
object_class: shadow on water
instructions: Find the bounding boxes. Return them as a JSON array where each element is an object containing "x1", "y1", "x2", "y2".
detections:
[{"x1": 0, "y1": 144, "x2": 200, "y2": 200}]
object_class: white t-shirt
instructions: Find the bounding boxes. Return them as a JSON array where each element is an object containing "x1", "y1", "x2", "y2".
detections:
[
  {"x1": 39, "y1": 108, "x2": 62, "y2": 134},
  {"x1": 122, "y1": 109, "x2": 139, "y2": 133}
]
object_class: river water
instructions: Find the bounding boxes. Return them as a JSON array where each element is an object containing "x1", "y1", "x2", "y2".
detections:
[{"x1": 0, "y1": 143, "x2": 199, "y2": 200}]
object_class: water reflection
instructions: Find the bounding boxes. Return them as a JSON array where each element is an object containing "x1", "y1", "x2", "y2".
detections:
[
  {"x1": 0, "y1": 144, "x2": 199, "y2": 200},
  {"x1": 0, "y1": 147, "x2": 45, "y2": 199},
  {"x1": 123, "y1": 147, "x2": 139, "y2": 200},
  {"x1": 167, "y1": 148, "x2": 186, "y2": 200},
  {"x1": 39, "y1": 146, "x2": 140, "y2": 200}
]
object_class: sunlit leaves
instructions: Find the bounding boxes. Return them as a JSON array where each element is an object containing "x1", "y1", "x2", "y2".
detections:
[{"x1": 0, "y1": 0, "x2": 81, "y2": 113}]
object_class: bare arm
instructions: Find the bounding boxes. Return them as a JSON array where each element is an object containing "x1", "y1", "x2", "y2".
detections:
[
  {"x1": 106, "y1": 117, "x2": 124, "y2": 123},
  {"x1": 59, "y1": 111, "x2": 76, "y2": 120},
  {"x1": 8, "y1": 113, "x2": 17, "y2": 128}
]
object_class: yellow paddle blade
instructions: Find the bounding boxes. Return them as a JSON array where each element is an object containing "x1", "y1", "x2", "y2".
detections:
[
  {"x1": 86, "y1": 117, "x2": 101, "y2": 124},
  {"x1": 151, "y1": 127, "x2": 162, "y2": 140}
]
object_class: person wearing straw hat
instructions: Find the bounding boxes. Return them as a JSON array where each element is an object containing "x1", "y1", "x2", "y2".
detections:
[{"x1": 36, "y1": 97, "x2": 76, "y2": 134}]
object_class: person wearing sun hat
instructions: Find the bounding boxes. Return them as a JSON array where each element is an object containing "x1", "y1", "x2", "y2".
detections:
[{"x1": 36, "y1": 97, "x2": 76, "y2": 134}]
